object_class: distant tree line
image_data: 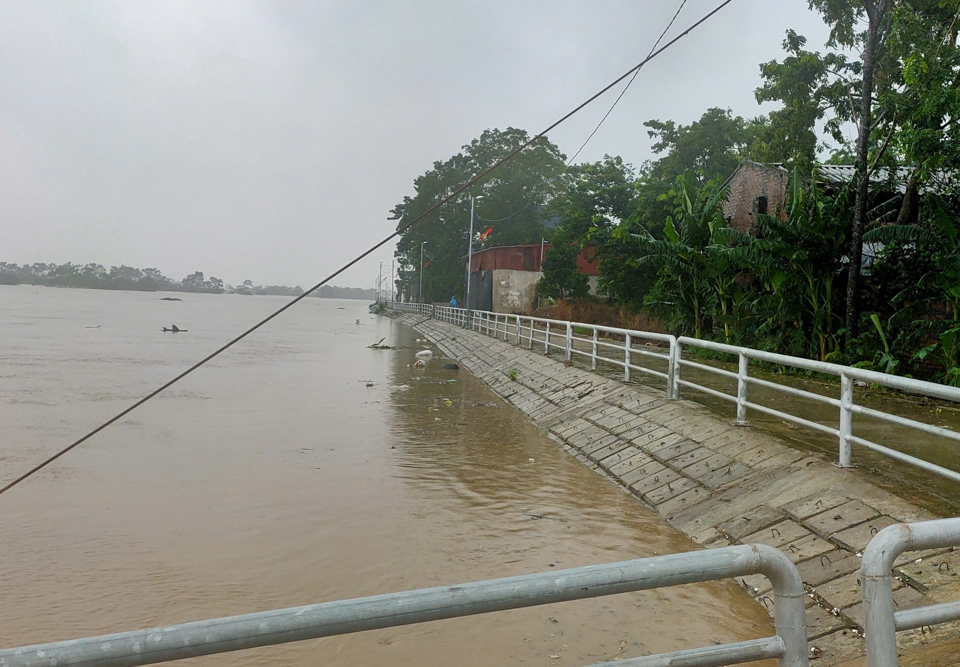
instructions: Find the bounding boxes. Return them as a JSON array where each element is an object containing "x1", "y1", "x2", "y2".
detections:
[
  {"x1": 0, "y1": 262, "x2": 375, "y2": 300},
  {"x1": 0, "y1": 262, "x2": 222, "y2": 292}
]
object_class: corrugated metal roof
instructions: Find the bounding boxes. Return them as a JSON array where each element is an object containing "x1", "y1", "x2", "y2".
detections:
[
  {"x1": 469, "y1": 243, "x2": 600, "y2": 275},
  {"x1": 818, "y1": 165, "x2": 958, "y2": 195}
]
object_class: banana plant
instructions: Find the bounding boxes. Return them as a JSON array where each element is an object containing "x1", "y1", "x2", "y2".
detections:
[
  {"x1": 727, "y1": 171, "x2": 848, "y2": 360},
  {"x1": 631, "y1": 178, "x2": 748, "y2": 339}
]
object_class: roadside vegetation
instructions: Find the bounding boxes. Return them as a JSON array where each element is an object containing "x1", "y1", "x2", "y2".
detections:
[{"x1": 393, "y1": 2, "x2": 960, "y2": 385}]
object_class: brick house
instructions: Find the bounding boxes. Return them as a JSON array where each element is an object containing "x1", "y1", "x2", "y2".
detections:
[{"x1": 721, "y1": 161, "x2": 790, "y2": 233}]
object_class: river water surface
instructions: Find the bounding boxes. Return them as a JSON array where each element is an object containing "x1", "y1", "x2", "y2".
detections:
[{"x1": 1, "y1": 286, "x2": 774, "y2": 666}]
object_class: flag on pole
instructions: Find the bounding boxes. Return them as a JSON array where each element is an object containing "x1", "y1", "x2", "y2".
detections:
[
  {"x1": 422, "y1": 261, "x2": 431, "y2": 268},
  {"x1": 478, "y1": 227, "x2": 493, "y2": 242}
]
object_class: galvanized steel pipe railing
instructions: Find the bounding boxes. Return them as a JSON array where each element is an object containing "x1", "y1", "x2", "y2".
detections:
[
  {"x1": 674, "y1": 336, "x2": 960, "y2": 483},
  {"x1": 862, "y1": 518, "x2": 960, "y2": 667},
  {"x1": 386, "y1": 304, "x2": 960, "y2": 482},
  {"x1": 0, "y1": 545, "x2": 808, "y2": 667}
]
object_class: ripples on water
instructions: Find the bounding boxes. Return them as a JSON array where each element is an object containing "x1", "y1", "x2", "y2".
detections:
[{"x1": 0, "y1": 287, "x2": 774, "y2": 666}]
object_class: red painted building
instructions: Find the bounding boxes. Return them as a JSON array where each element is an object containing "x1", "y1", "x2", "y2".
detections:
[{"x1": 468, "y1": 243, "x2": 599, "y2": 313}]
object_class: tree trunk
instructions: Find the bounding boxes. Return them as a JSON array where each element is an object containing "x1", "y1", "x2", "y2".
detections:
[
  {"x1": 844, "y1": 2, "x2": 887, "y2": 352},
  {"x1": 895, "y1": 172, "x2": 920, "y2": 226}
]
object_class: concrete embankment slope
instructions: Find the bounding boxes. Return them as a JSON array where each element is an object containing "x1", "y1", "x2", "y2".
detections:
[{"x1": 391, "y1": 312, "x2": 960, "y2": 665}]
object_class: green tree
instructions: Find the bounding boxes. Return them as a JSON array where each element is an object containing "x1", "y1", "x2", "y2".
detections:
[
  {"x1": 548, "y1": 156, "x2": 653, "y2": 307},
  {"x1": 537, "y1": 231, "x2": 589, "y2": 301},
  {"x1": 757, "y1": 1, "x2": 960, "y2": 347},
  {"x1": 738, "y1": 173, "x2": 850, "y2": 359},
  {"x1": 632, "y1": 179, "x2": 747, "y2": 339},
  {"x1": 865, "y1": 197, "x2": 960, "y2": 382},
  {"x1": 644, "y1": 108, "x2": 757, "y2": 186},
  {"x1": 753, "y1": 30, "x2": 853, "y2": 170},
  {"x1": 391, "y1": 128, "x2": 566, "y2": 301},
  {"x1": 632, "y1": 108, "x2": 760, "y2": 242},
  {"x1": 180, "y1": 271, "x2": 206, "y2": 292}
]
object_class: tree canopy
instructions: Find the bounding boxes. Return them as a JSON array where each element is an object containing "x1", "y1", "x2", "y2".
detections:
[{"x1": 391, "y1": 128, "x2": 566, "y2": 302}]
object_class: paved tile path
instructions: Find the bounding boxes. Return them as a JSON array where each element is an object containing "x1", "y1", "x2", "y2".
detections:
[{"x1": 394, "y1": 313, "x2": 960, "y2": 664}]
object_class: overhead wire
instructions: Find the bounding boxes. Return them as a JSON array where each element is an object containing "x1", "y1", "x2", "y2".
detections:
[
  {"x1": 0, "y1": 0, "x2": 735, "y2": 498},
  {"x1": 567, "y1": 0, "x2": 689, "y2": 165},
  {"x1": 473, "y1": 0, "x2": 689, "y2": 226}
]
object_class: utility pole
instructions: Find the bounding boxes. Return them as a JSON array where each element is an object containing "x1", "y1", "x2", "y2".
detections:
[
  {"x1": 378, "y1": 262, "x2": 383, "y2": 303},
  {"x1": 466, "y1": 195, "x2": 483, "y2": 309},
  {"x1": 538, "y1": 237, "x2": 547, "y2": 310},
  {"x1": 390, "y1": 260, "x2": 394, "y2": 304},
  {"x1": 419, "y1": 241, "x2": 428, "y2": 305}
]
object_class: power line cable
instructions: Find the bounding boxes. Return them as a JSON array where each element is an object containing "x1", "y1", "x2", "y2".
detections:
[
  {"x1": 567, "y1": 0, "x2": 689, "y2": 165},
  {"x1": 473, "y1": 0, "x2": 689, "y2": 226},
  {"x1": 0, "y1": 0, "x2": 734, "y2": 498},
  {"x1": 474, "y1": 201, "x2": 536, "y2": 223}
]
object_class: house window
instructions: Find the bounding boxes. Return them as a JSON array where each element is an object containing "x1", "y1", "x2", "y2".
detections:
[{"x1": 756, "y1": 196, "x2": 768, "y2": 215}]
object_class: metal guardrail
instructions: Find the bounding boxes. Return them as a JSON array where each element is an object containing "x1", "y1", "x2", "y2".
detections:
[
  {"x1": 674, "y1": 337, "x2": 960, "y2": 483},
  {"x1": 387, "y1": 303, "x2": 960, "y2": 484},
  {"x1": 862, "y1": 518, "x2": 960, "y2": 666},
  {"x1": 0, "y1": 545, "x2": 809, "y2": 667}
]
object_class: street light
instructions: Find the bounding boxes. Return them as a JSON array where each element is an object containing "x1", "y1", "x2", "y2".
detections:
[
  {"x1": 466, "y1": 195, "x2": 483, "y2": 309},
  {"x1": 419, "y1": 241, "x2": 428, "y2": 305}
]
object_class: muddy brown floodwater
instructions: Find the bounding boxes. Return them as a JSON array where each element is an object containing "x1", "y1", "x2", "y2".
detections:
[{"x1": 1, "y1": 287, "x2": 775, "y2": 666}]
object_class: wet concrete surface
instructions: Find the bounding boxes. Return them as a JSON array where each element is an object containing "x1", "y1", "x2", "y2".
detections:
[
  {"x1": 399, "y1": 312, "x2": 960, "y2": 665},
  {"x1": 574, "y1": 333, "x2": 960, "y2": 516},
  {"x1": 0, "y1": 286, "x2": 776, "y2": 666}
]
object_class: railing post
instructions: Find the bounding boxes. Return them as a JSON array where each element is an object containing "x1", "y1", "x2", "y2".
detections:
[
  {"x1": 545, "y1": 322, "x2": 551, "y2": 355},
  {"x1": 565, "y1": 323, "x2": 573, "y2": 362},
  {"x1": 839, "y1": 373, "x2": 854, "y2": 467},
  {"x1": 863, "y1": 519, "x2": 960, "y2": 667},
  {"x1": 591, "y1": 328, "x2": 598, "y2": 371},
  {"x1": 670, "y1": 339, "x2": 682, "y2": 399},
  {"x1": 624, "y1": 334, "x2": 632, "y2": 381},
  {"x1": 516, "y1": 315, "x2": 522, "y2": 345},
  {"x1": 529, "y1": 319, "x2": 535, "y2": 350},
  {"x1": 734, "y1": 352, "x2": 749, "y2": 425}
]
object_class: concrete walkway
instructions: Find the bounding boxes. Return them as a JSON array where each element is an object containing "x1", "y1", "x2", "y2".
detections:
[{"x1": 392, "y1": 313, "x2": 960, "y2": 665}]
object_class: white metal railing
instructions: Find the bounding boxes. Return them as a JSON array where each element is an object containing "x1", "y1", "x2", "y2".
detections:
[
  {"x1": 389, "y1": 302, "x2": 433, "y2": 316},
  {"x1": 863, "y1": 518, "x2": 960, "y2": 666},
  {"x1": 0, "y1": 545, "x2": 809, "y2": 667},
  {"x1": 430, "y1": 306, "x2": 676, "y2": 391},
  {"x1": 674, "y1": 337, "x2": 960, "y2": 483},
  {"x1": 386, "y1": 303, "x2": 960, "y2": 484}
]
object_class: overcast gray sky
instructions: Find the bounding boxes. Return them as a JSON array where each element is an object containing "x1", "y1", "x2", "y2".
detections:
[{"x1": 1, "y1": 1, "x2": 833, "y2": 289}]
